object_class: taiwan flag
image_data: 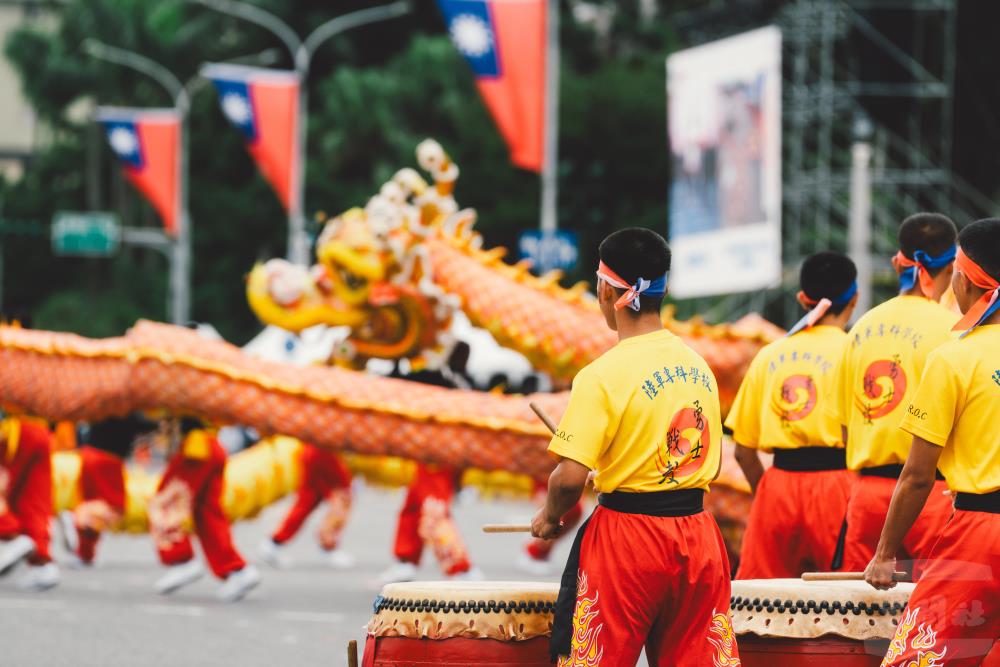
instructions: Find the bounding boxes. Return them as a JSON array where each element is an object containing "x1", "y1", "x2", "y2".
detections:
[
  {"x1": 97, "y1": 108, "x2": 180, "y2": 235},
  {"x1": 437, "y1": 0, "x2": 546, "y2": 172},
  {"x1": 202, "y1": 63, "x2": 300, "y2": 212}
]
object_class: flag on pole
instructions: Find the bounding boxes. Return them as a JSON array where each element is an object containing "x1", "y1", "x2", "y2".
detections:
[
  {"x1": 202, "y1": 63, "x2": 300, "y2": 212},
  {"x1": 97, "y1": 108, "x2": 181, "y2": 235},
  {"x1": 437, "y1": 0, "x2": 546, "y2": 172}
]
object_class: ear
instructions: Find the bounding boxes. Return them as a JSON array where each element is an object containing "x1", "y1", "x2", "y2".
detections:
[
  {"x1": 795, "y1": 291, "x2": 812, "y2": 312},
  {"x1": 890, "y1": 254, "x2": 903, "y2": 275}
]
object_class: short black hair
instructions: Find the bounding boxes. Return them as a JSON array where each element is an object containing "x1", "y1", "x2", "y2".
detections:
[
  {"x1": 898, "y1": 213, "x2": 958, "y2": 276},
  {"x1": 598, "y1": 227, "x2": 672, "y2": 314},
  {"x1": 88, "y1": 414, "x2": 157, "y2": 459},
  {"x1": 800, "y1": 252, "x2": 858, "y2": 315},
  {"x1": 958, "y1": 218, "x2": 1000, "y2": 283},
  {"x1": 179, "y1": 416, "x2": 206, "y2": 435}
]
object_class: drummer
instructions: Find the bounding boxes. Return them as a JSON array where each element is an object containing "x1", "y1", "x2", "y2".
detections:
[
  {"x1": 827, "y1": 213, "x2": 959, "y2": 574},
  {"x1": 726, "y1": 252, "x2": 858, "y2": 578},
  {"x1": 866, "y1": 218, "x2": 1000, "y2": 666},
  {"x1": 531, "y1": 228, "x2": 739, "y2": 667}
]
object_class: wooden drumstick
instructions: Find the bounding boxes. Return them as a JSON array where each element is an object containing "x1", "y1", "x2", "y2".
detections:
[
  {"x1": 347, "y1": 640, "x2": 358, "y2": 667},
  {"x1": 802, "y1": 571, "x2": 910, "y2": 582},
  {"x1": 529, "y1": 401, "x2": 558, "y2": 434},
  {"x1": 482, "y1": 524, "x2": 533, "y2": 533}
]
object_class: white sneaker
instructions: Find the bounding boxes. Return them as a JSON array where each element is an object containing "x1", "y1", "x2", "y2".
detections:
[
  {"x1": 378, "y1": 561, "x2": 418, "y2": 584},
  {"x1": 58, "y1": 511, "x2": 79, "y2": 555},
  {"x1": 325, "y1": 549, "x2": 355, "y2": 570},
  {"x1": 0, "y1": 535, "x2": 35, "y2": 576},
  {"x1": 154, "y1": 560, "x2": 206, "y2": 595},
  {"x1": 217, "y1": 565, "x2": 261, "y2": 603},
  {"x1": 18, "y1": 562, "x2": 60, "y2": 591},
  {"x1": 63, "y1": 553, "x2": 91, "y2": 570},
  {"x1": 449, "y1": 566, "x2": 484, "y2": 581},
  {"x1": 514, "y1": 552, "x2": 554, "y2": 577},
  {"x1": 256, "y1": 538, "x2": 291, "y2": 569}
]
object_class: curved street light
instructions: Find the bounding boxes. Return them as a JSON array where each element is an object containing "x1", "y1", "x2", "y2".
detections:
[{"x1": 188, "y1": 0, "x2": 410, "y2": 265}]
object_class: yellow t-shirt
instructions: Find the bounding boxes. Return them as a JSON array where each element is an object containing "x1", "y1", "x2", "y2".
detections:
[
  {"x1": 725, "y1": 325, "x2": 846, "y2": 451},
  {"x1": 827, "y1": 295, "x2": 959, "y2": 470},
  {"x1": 900, "y1": 325, "x2": 1000, "y2": 494},
  {"x1": 548, "y1": 329, "x2": 721, "y2": 493}
]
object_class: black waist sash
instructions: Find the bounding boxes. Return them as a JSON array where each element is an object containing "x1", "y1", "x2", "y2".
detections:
[
  {"x1": 550, "y1": 489, "x2": 704, "y2": 662},
  {"x1": 772, "y1": 447, "x2": 847, "y2": 472},
  {"x1": 954, "y1": 490, "x2": 1000, "y2": 514},
  {"x1": 860, "y1": 464, "x2": 946, "y2": 481}
]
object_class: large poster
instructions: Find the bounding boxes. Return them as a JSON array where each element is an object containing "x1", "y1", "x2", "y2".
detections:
[{"x1": 667, "y1": 26, "x2": 782, "y2": 298}]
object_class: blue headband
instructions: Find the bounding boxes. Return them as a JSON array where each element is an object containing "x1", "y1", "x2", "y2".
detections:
[{"x1": 898, "y1": 246, "x2": 957, "y2": 293}]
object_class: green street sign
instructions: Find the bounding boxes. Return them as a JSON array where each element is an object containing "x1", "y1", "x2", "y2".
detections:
[{"x1": 51, "y1": 212, "x2": 121, "y2": 257}]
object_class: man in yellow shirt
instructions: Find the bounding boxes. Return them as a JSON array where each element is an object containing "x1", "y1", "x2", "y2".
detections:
[
  {"x1": 828, "y1": 213, "x2": 960, "y2": 574},
  {"x1": 727, "y1": 252, "x2": 858, "y2": 578},
  {"x1": 867, "y1": 218, "x2": 1000, "y2": 666},
  {"x1": 531, "y1": 228, "x2": 739, "y2": 667}
]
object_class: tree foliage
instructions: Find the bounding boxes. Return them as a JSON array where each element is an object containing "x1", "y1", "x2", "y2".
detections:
[{"x1": 1, "y1": 0, "x2": 681, "y2": 341}]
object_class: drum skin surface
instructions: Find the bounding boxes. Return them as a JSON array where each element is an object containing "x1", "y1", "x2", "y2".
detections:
[{"x1": 364, "y1": 635, "x2": 551, "y2": 667}]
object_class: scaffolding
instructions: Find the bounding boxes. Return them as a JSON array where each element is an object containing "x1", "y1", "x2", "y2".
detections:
[{"x1": 672, "y1": 0, "x2": 997, "y2": 326}]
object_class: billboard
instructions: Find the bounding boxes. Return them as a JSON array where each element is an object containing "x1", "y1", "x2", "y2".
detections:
[{"x1": 667, "y1": 26, "x2": 782, "y2": 298}]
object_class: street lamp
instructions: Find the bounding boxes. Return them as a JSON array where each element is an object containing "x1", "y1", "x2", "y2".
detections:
[
  {"x1": 188, "y1": 0, "x2": 410, "y2": 266},
  {"x1": 83, "y1": 39, "x2": 193, "y2": 327}
]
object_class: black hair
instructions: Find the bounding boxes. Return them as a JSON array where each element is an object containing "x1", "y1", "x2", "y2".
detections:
[
  {"x1": 88, "y1": 414, "x2": 157, "y2": 460},
  {"x1": 898, "y1": 213, "x2": 958, "y2": 276},
  {"x1": 178, "y1": 416, "x2": 205, "y2": 435},
  {"x1": 598, "y1": 227, "x2": 672, "y2": 314},
  {"x1": 800, "y1": 252, "x2": 858, "y2": 315},
  {"x1": 958, "y1": 218, "x2": 1000, "y2": 283}
]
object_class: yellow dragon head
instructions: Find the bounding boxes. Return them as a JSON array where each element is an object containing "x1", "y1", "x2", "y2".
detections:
[{"x1": 246, "y1": 140, "x2": 464, "y2": 368}]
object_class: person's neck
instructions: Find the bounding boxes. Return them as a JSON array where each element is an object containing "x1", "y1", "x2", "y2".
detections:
[
  {"x1": 614, "y1": 312, "x2": 663, "y2": 342},
  {"x1": 899, "y1": 286, "x2": 926, "y2": 298},
  {"x1": 815, "y1": 313, "x2": 843, "y2": 329}
]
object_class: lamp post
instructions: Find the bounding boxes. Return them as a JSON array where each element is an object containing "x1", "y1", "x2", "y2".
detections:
[
  {"x1": 83, "y1": 39, "x2": 192, "y2": 326},
  {"x1": 189, "y1": 0, "x2": 410, "y2": 266}
]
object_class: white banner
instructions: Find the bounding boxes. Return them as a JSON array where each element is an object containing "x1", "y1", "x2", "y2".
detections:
[{"x1": 667, "y1": 26, "x2": 782, "y2": 298}]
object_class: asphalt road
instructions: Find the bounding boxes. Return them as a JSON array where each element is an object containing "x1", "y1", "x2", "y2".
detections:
[{"x1": 0, "y1": 484, "x2": 577, "y2": 667}]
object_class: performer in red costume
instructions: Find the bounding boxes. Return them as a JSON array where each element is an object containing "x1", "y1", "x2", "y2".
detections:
[
  {"x1": 0, "y1": 413, "x2": 59, "y2": 590},
  {"x1": 150, "y1": 417, "x2": 260, "y2": 602},
  {"x1": 59, "y1": 416, "x2": 154, "y2": 566},
  {"x1": 867, "y1": 219, "x2": 1000, "y2": 666},
  {"x1": 257, "y1": 441, "x2": 355, "y2": 569}
]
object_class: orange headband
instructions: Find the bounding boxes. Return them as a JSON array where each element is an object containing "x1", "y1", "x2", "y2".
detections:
[{"x1": 953, "y1": 247, "x2": 1000, "y2": 335}]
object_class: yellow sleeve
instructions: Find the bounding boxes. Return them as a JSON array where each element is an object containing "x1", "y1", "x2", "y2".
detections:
[
  {"x1": 724, "y1": 353, "x2": 764, "y2": 448},
  {"x1": 547, "y1": 367, "x2": 612, "y2": 469},
  {"x1": 900, "y1": 352, "x2": 961, "y2": 448}
]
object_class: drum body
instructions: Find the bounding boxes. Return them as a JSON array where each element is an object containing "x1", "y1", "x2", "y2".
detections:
[
  {"x1": 363, "y1": 581, "x2": 558, "y2": 667},
  {"x1": 732, "y1": 579, "x2": 915, "y2": 667}
]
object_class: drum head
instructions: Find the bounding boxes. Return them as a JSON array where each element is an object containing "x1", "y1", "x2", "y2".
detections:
[
  {"x1": 731, "y1": 579, "x2": 915, "y2": 641},
  {"x1": 369, "y1": 581, "x2": 559, "y2": 641}
]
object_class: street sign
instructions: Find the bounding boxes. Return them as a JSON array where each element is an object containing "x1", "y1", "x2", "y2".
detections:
[
  {"x1": 51, "y1": 212, "x2": 122, "y2": 257},
  {"x1": 518, "y1": 229, "x2": 579, "y2": 274}
]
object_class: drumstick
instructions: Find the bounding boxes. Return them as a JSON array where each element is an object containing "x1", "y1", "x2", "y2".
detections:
[
  {"x1": 482, "y1": 524, "x2": 532, "y2": 533},
  {"x1": 529, "y1": 401, "x2": 558, "y2": 434},
  {"x1": 347, "y1": 640, "x2": 358, "y2": 667},
  {"x1": 802, "y1": 571, "x2": 910, "y2": 582}
]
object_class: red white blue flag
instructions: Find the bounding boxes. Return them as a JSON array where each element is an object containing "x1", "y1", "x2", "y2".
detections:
[
  {"x1": 97, "y1": 107, "x2": 180, "y2": 235},
  {"x1": 437, "y1": 0, "x2": 546, "y2": 172},
  {"x1": 202, "y1": 63, "x2": 300, "y2": 212}
]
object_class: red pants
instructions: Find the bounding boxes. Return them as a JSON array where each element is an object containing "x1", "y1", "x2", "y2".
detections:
[
  {"x1": 841, "y1": 476, "x2": 953, "y2": 575},
  {"x1": 392, "y1": 464, "x2": 470, "y2": 575},
  {"x1": 562, "y1": 506, "x2": 739, "y2": 667},
  {"x1": 736, "y1": 468, "x2": 854, "y2": 579},
  {"x1": 0, "y1": 422, "x2": 53, "y2": 564},
  {"x1": 156, "y1": 439, "x2": 245, "y2": 579},
  {"x1": 272, "y1": 443, "x2": 352, "y2": 549},
  {"x1": 526, "y1": 480, "x2": 585, "y2": 561},
  {"x1": 881, "y1": 510, "x2": 1000, "y2": 667},
  {"x1": 76, "y1": 447, "x2": 127, "y2": 564}
]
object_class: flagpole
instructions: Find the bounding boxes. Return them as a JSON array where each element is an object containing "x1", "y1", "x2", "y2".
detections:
[
  {"x1": 83, "y1": 40, "x2": 192, "y2": 326},
  {"x1": 189, "y1": 0, "x2": 409, "y2": 266},
  {"x1": 539, "y1": 0, "x2": 560, "y2": 234}
]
